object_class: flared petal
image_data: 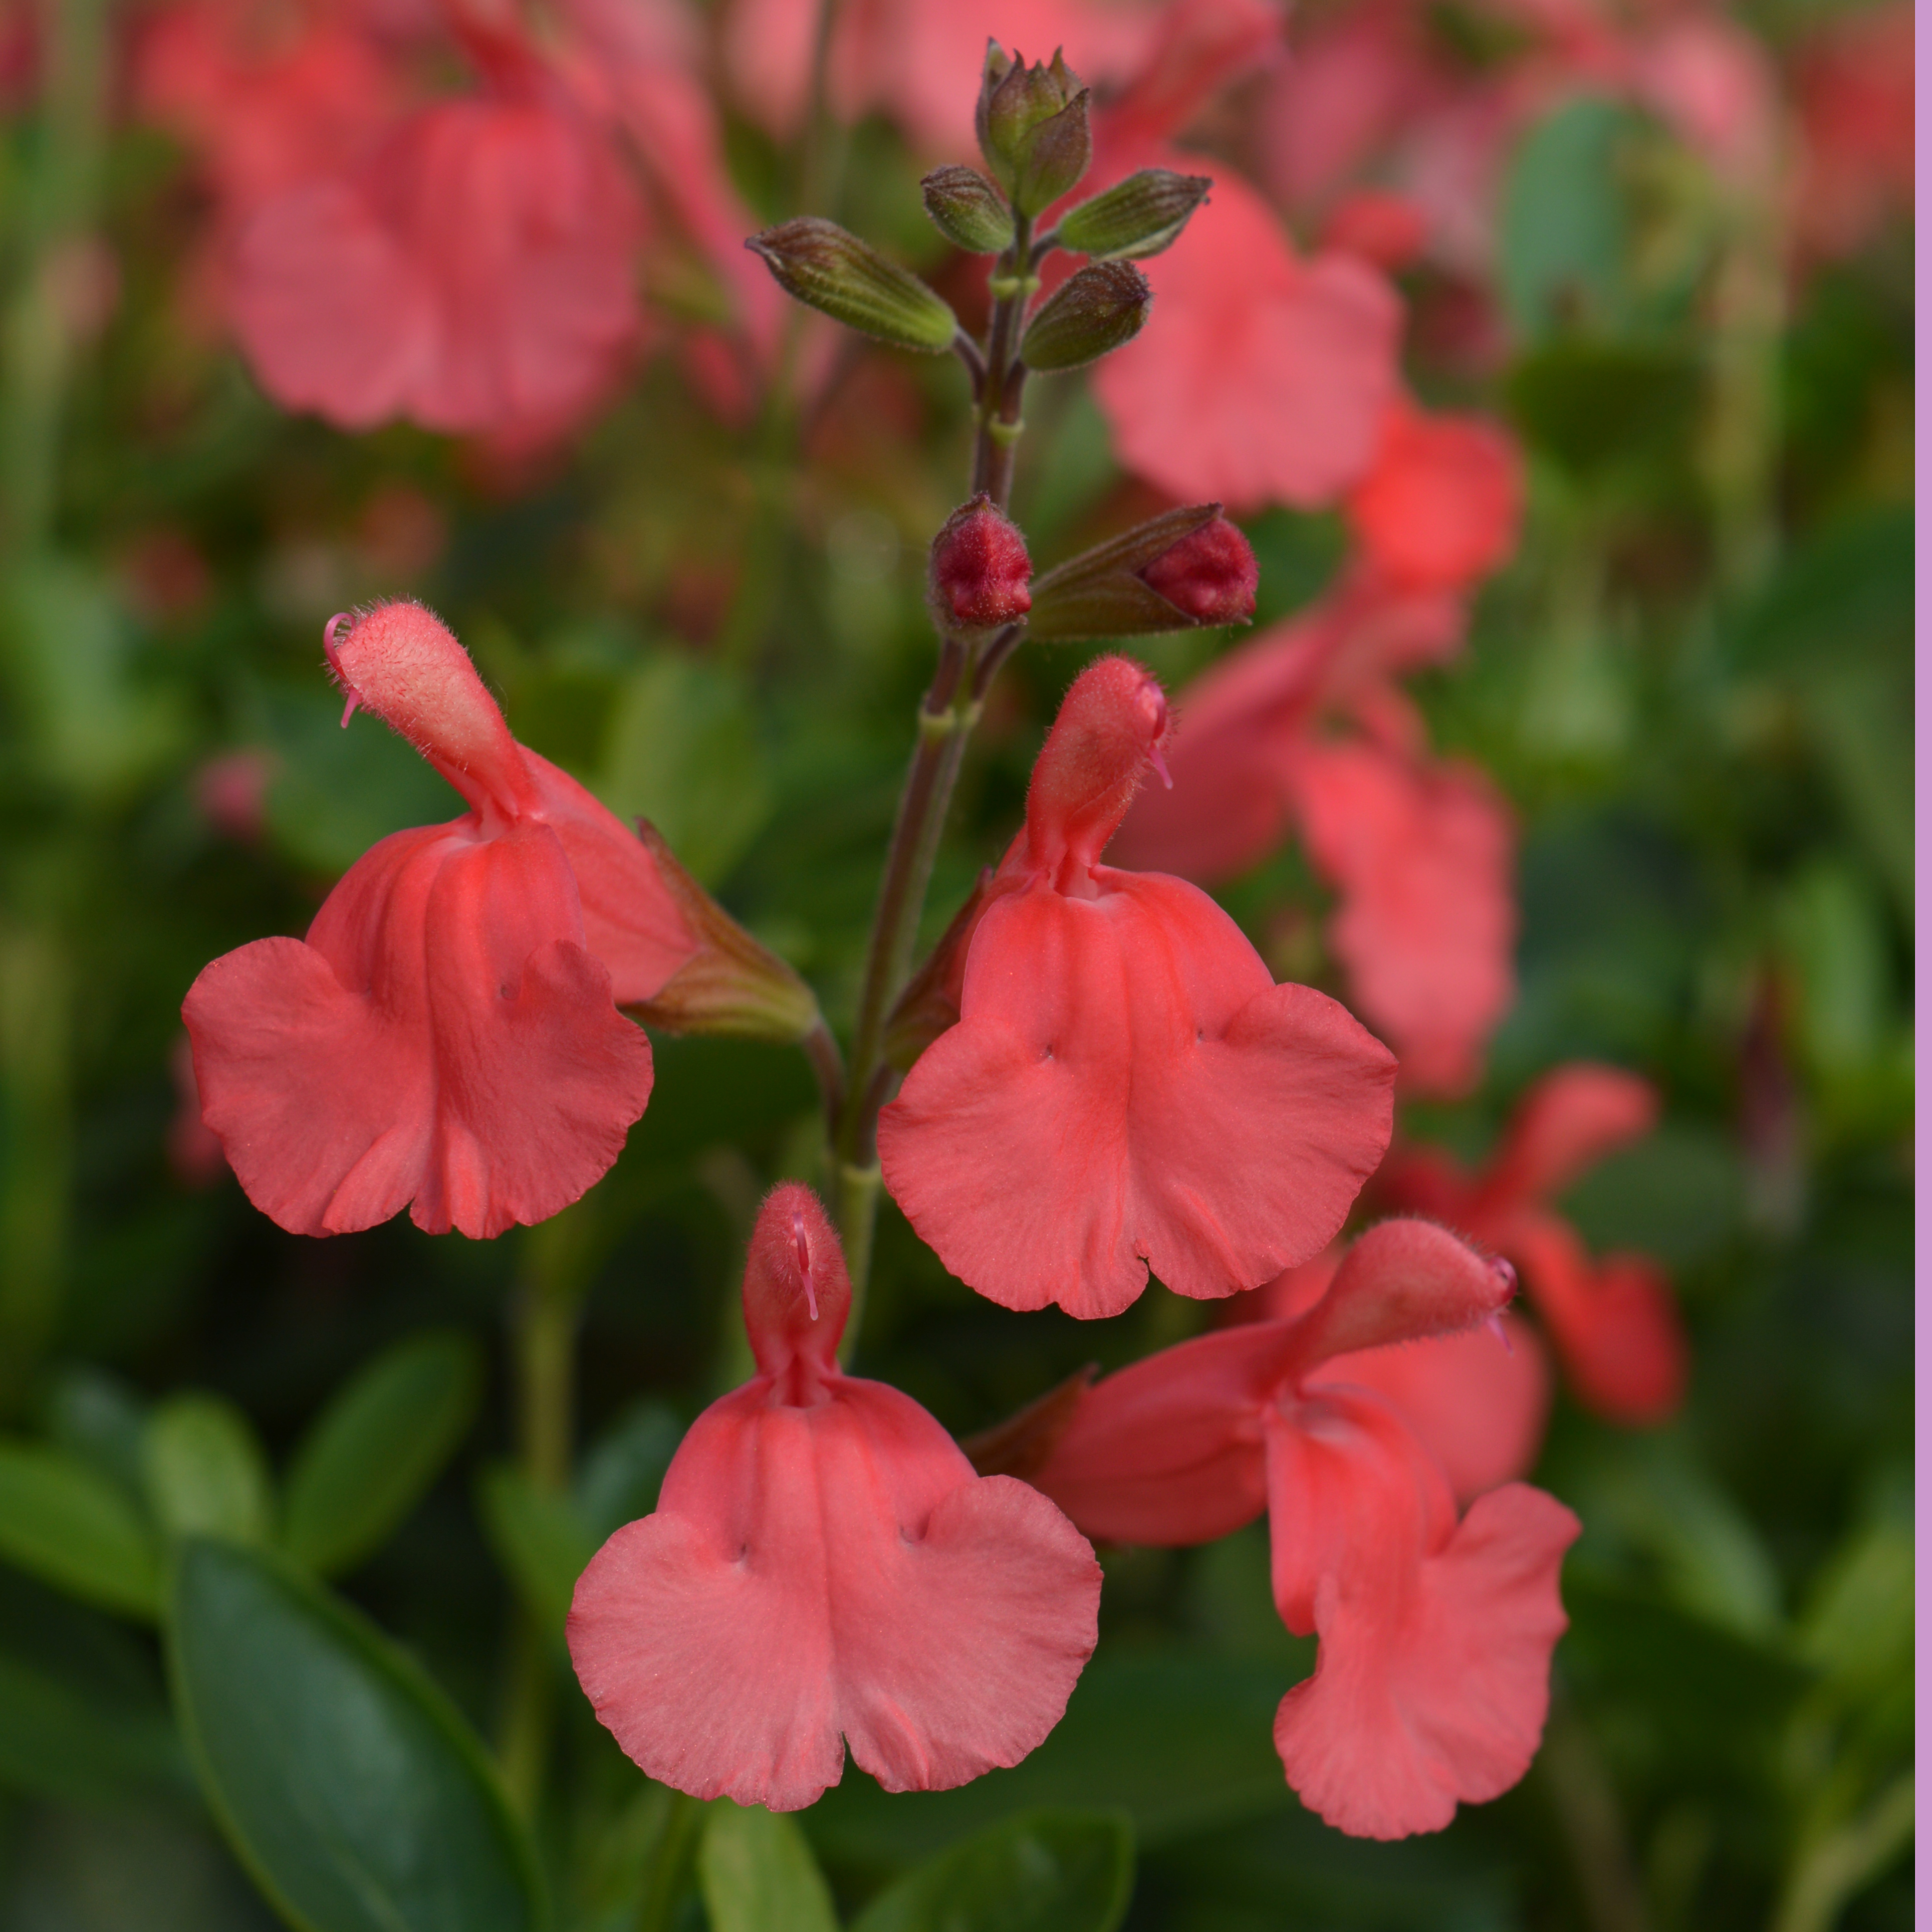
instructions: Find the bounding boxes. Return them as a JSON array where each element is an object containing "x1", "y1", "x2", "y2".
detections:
[
  {"x1": 1029, "y1": 1322, "x2": 1293, "y2": 1545},
  {"x1": 184, "y1": 818, "x2": 653, "y2": 1238},
  {"x1": 1288, "y1": 739, "x2": 1515, "y2": 1097},
  {"x1": 880, "y1": 872, "x2": 1395, "y2": 1317},
  {"x1": 1263, "y1": 1388, "x2": 1577, "y2": 1838},
  {"x1": 568, "y1": 1377, "x2": 1098, "y2": 1812},
  {"x1": 1506, "y1": 1211, "x2": 1687, "y2": 1423},
  {"x1": 520, "y1": 748, "x2": 698, "y2": 1002}
]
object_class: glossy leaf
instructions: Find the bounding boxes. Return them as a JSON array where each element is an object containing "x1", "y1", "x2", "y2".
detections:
[
  {"x1": 851, "y1": 1809, "x2": 1134, "y2": 1932},
  {"x1": 143, "y1": 1393, "x2": 274, "y2": 1545},
  {"x1": 699, "y1": 1802, "x2": 839, "y2": 1932},
  {"x1": 167, "y1": 1538, "x2": 546, "y2": 1932},
  {"x1": 281, "y1": 1329, "x2": 482, "y2": 1577},
  {"x1": 0, "y1": 1441, "x2": 159, "y2": 1618}
]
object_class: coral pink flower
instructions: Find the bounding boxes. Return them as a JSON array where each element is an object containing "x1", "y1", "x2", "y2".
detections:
[
  {"x1": 229, "y1": 58, "x2": 645, "y2": 440},
  {"x1": 1286, "y1": 739, "x2": 1516, "y2": 1097},
  {"x1": 183, "y1": 602, "x2": 695, "y2": 1238},
  {"x1": 878, "y1": 657, "x2": 1396, "y2": 1319},
  {"x1": 1032, "y1": 1217, "x2": 1580, "y2": 1839},
  {"x1": 1376, "y1": 1062, "x2": 1689, "y2": 1422},
  {"x1": 569, "y1": 1185, "x2": 1100, "y2": 1811},
  {"x1": 1345, "y1": 401, "x2": 1524, "y2": 596},
  {"x1": 1090, "y1": 166, "x2": 1401, "y2": 513},
  {"x1": 1233, "y1": 1245, "x2": 1553, "y2": 1503}
]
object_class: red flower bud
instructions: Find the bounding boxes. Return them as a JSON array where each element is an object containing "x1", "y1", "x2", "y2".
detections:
[
  {"x1": 928, "y1": 494, "x2": 1032, "y2": 633},
  {"x1": 1137, "y1": 515, "x2": 1257, "y2": 625}
]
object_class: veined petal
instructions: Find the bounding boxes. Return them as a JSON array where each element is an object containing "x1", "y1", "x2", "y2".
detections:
[
  {"x1": 184, "y1": 818, "x2": 653, "y2": 1238},
  {"x1": 568, "y1": 1376, "x2": 1098, "y2": 1812},
  {"x1": 880, "y1": 872, "x2": 1394, "y2": 1317}
]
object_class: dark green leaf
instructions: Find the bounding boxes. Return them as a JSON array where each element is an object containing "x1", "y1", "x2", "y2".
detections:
[
  {"x1": 281, "y1": 1330, "x2": 482, "y2": 1578},
  {"x1": 699, "y1": 1802, "x2": 839, "y2": 1932},
  {"x1": 851, "y1": 1809, "x2": 1134, "y2": 1932},
  {"x1": 0, "y1": 1568, "x2": 187, "y2": 1805},
  {"x1": 1499, "y1": 97, "x2": 1634, "y2": 340},
  {"x1": 167, "y1": 1538, "x2": 546, "y2": 1932},
  {"x1": 0, "y1": 1440, "x2": 160, "y2": 1618}
]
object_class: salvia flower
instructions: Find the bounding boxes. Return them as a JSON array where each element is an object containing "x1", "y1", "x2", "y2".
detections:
[
  {"x1": 183, "y1": 602, "x2": 697, "y2": 1238},
  {"x1": 878, "y1": 657, "x2": 1396, "y2": 1319},
  {"x1": 1032, "y1": 1218, "x2": 1580, "y2": 1840},
  {"x1": 1374, "y1": 1063, "x2": 1690, "y2": 1424},
  {"x1": 568, "y1": 1185, "x2": 1101, "y2": 1811}
]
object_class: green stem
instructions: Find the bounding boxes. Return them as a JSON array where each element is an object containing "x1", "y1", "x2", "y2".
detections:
[
  {"x1": 497, "y1": 1225, "x2": 589, "y2": 1814},
  {"x1": 828, "y1": 220, "x2": 1040, "y2": 1349}
]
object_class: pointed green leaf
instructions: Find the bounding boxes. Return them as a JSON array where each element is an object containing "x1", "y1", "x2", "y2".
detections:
[
  {"x1": 851, "y1": 1810, "x2": 1134, "y2": 1932},
  {"x1": 0, "y1": 1440, "x2": 159, "y2": 1617},
  {"x1": 167, "y1": 1538, "x2": 546, "y2": 1932},
  {"x1": 699, "y1": 1802, "x2": 838, "y2": 1932},
  {"x1": 282, "y1": 1330, "x2": 482, "y2": 1578}
]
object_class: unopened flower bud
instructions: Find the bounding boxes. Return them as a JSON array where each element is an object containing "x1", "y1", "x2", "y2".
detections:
[
  {"x1": 921, "y1": 166, "x2": 1016, "y2": 254},
  {"x1": 746, "y1": 219, "x2": 959, "y2": 353},
  {"x1": 928, "y1": 494, "x2": 1032, "y2": 634},
  {"x1": 1026, "y1": 504, "x2": 1258, "y2": 641},
  {"x1": 1137, "y1": 515, "x2": 1258, "y2": 624},
  {"x1": 625, "y1": 821, "x2": 823, "y2": 1044},
  {"x1": 1018, "y1": 261, "x2": 1151, "y2": 372},
  {"x1": 976, "y1": 44, "x2": 1092, "y2": 217},
  {"x1": 1054, "y1": 169, "x2": 1212, "y2": 260}
]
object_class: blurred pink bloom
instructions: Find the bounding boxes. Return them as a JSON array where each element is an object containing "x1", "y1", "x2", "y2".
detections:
[
  {"x1": 880, "y1": 657, "x2": 1395, "y2": 1319},
  {"x1": 1789, "y1": 1, "x2": 1914, "y2": 260},
  {"x1": 1376, "y1": 1062, "x2": 1690, "y2": 1423},
  {"x1": 227, "y1": 21, "x2": 646, "y2": 441},
  {"x1": 1034, "y1": 1217, "x2": 1579, "y2": 1839},
  {"x1": 1345, "y1": 400, "x2": 1523, "y2": 596},
  {"x1": 1113, "y1": 577, "x2": 1516, "y2": 1095},
  {"x1": 569, "y1": 1185, "x2": 1100, "y2": 1811},
  {"x1": 1091, "y1": 168, "x2": 1402, "y2": 511},
  {"x1": 195, "y1": 746, "x2": 278, "y2": 844},
  {"x1": 1288, "y1": 739, "x2": 1516, "y2": 1097}
]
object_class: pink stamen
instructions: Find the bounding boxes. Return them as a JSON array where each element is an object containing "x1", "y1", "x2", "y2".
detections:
[
  {"x1": 1149, "y1": 741, "x2": 1174, "y2": 790},
  {"x1": 1486, "y1": 1312, "x2": 1512, "y2": 1354},
  {"x1": 793, "y1": 1208, "x2": 818, "y2": 1320},
  {"x1": 323, "y1": 613, "x2": 362, "y2": 729}
]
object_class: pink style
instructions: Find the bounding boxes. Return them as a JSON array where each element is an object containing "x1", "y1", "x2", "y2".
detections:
[
  {"x1": 878, "y1": 657, "x2": 1396, "y2": 1320},
  {"x1": 568, "y1": 1185, "x2": 1101, "y2": 1811},
  {"x1": 1031, "y1": 1217, "x2": 1580, "y2": 1839},
  {"x1": 182, "y1": 601, "x2": 696, "y2": 1239}
]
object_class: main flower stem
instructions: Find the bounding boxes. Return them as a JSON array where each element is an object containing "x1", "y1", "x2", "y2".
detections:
[{"x1": 829, "y1": 216, "x2": 1036, "y2": 1350}]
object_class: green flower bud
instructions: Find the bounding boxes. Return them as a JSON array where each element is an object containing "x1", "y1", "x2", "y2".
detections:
[
  {"x1": 921, "y1": 166, "x2": 1016, "y2": 254},
  {"x1": 975, "y1": 44, "x2": 1092, "y2": 216},
  {"x1": 1017, "y1": 261, "x2": 1152, "y2": 372},
  {"x1": 745, "y1": 219, "x2": 959, "y2": 353},
  {"x1": 1055, "y1": 169, "x2": 1213, "y2": 260}
]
